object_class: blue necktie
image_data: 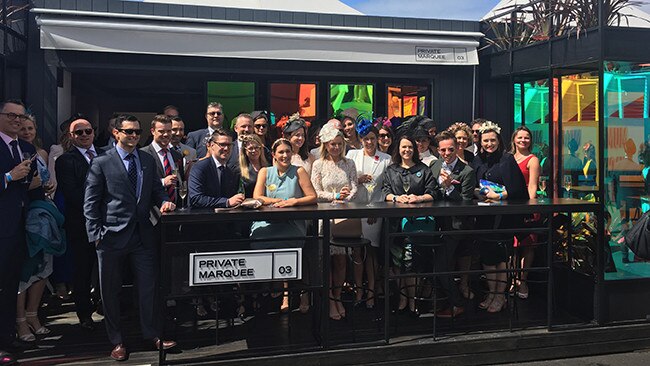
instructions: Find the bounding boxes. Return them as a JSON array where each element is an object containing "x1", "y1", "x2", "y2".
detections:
[
  {"x1": 9, "y1": 140, "x2": 21, "y2": 166},
  {"x1": 126, "y1": 154, "x2": 138, "y2": 194}
]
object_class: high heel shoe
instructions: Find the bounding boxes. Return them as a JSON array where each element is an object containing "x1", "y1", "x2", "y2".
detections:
[
  {"x1": 16, "y1": 318, "x2": 35, "y2": 342},
  {"x1": 25, "y1": 312, "x2": 50, "y2": 336},
  {"x1": 487, "y1": 295, "x2": 506, "y2": 313}
]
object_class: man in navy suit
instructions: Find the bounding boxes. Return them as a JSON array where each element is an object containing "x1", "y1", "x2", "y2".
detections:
[
  {"x1": 56, "y1": 114, "x2": 103, "y2": 331},
  {"x1": 185, "y1": 102, "x2": 224, "y2": 159},
  {"x1": 188, "y1": 128, "x2": 244, "y2": 209},
  {"x1": 84, "y1": 115, "x2": 176, "y2": 361},
  {"x1": 0, "y1": 100, "x2": 38, "y2": 363},
  {"x1": 140, "y1": 115, "x2": 184, "y2": 203}
]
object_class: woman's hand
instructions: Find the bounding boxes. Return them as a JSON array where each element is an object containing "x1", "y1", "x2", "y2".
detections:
[
  {"x1": 273, "y1": 198, "x2": 297, "y2": 208},
  {"x1": 396, "y1": 194, "x2": 410, "y2": 203},
  {"x1": 406, "y1": 194, "x2": 421, "y2": 204},
  {"x1": 339, "y1": 185, "x2": 351, "y2": 199}
]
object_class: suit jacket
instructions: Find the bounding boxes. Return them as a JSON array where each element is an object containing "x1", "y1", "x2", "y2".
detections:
[
  {"x1": 56, "y1": 146, "x2": 104, "y2": 238},
  {"x1": 227, "y1": 139, "x2": 241, "y2": 170},
  {"x1": 188, "y1": 157, "x2": 240, "y2": 208},
  {"x1": 84, "y1": 148, "x2": 168, "y2": 249},
  {"x1": 0, "y1": 139, "x2": 38, "y2": 239},
  {"x1": 171, "y1": 143, "x2": 197, "y2": 162},
  {"x1": 430, "y1": 158, "x2": 476, "y2": 202},
  {"x1": 139, "y1": 143, "x2": 185, "y2": 182},
  {"x1": 185, "y1": 128, "x2": 210, "y2": 159},
  {"x1": 430, "y1": 158, "x2": 476, "y2": 230}
]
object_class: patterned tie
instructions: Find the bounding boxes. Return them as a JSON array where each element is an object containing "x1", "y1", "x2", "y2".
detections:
[
  {"x1": 126, "y1": 154, "x2": 138, "y2": 195},
  {"x1": 86, "y1": 150, "x2": 94, "y2": 163},
  {"x1": 218, "y1": 165, "x2": 225, "y2": 196},
  {"x1": 161, "y1": 148, "x2": 176, "y2": 202},
  {"x1": 9, "y1": 140, "x2": 21, "y2": 165}
]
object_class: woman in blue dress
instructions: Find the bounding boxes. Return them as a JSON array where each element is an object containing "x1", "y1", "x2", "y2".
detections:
[{"x1": 251, "y1": 138, "x2": 317, "y2": 312}]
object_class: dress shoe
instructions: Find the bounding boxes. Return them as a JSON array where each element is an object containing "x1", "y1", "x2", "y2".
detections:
[
  {"x1": 110, "y1": 344, "x2": 127, "y2": 361},
  {"x1": 435, "y1": 306, "x2": 465, "y2": 318},
  {"x1": 153, "y1": 338, "x2": 177, "y2": 350},
  {"x1": 79, "y1": 318, "x2": 95, "y2": 331}
]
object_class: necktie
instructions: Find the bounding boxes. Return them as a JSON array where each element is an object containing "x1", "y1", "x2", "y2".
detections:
[
  {"x1": 126, "y1": 154, "x2": 138, "y2": 195},
  {"x1": 161, "y1": 148, "x2": 176, "y2": 202},
  {"x1": 9, "y1": 140, "x2": 21, "y2": 166},
  {"x1": 86, "y1": 150, "x2": 94, "y2": 163},
  {"x1": 218, "y1": 165, "x2": 225, "y2": 195}
]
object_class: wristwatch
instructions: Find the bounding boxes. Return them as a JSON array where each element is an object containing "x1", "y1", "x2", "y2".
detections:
[{"x1": 392, "y1": 195, "x2": 397, "y2": 203}]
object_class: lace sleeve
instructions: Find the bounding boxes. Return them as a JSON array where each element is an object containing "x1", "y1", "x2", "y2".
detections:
[
  {"x1": 344, "y1": 158, "x2": 358, "y2": 201},
  {"x1": 310, "y1": 159, "x2": 335, "y2": 202}
]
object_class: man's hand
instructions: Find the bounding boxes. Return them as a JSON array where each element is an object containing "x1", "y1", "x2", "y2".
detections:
[
  {"x1": 161, "y1": 201, "x2": 176, "y2": 212},
  {"x1": 10, "y1": 160, "x2": 31, "y2": 181},
  {"x1": 396, "y1": 194, "x2": 410, "y2": 203},
  {"x1": 228, "y1": 193, "x2": 245, "y2": 207},
  {"x1": 162, "y1": 174, "x2": 178, "y2": 187},
  {"x1": 439, "y1": 169, "x2": 453, "y2": 188}
]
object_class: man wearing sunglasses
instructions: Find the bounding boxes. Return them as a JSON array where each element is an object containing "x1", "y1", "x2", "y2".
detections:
[
  {"x1": 186, "y1": 102, "x2": 224, "y2": 158},
  {"x1": 0, "y1": 99, "x2": 41, "y2": 365},
  {"x1": 84, "y1": 115, "x2": 176, "y2": 361},
  {"x1": 55, "y1": 114, "x2": 104, "y2": 332},
  {"x1": 470, "y1": 118, "x2": 485, "y2": 156}
]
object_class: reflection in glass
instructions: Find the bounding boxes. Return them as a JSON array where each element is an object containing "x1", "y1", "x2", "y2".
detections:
[
  {"x1": 387, "y1": 85, "x2": 429, "y2": 118},
  {"x1": 330, "y1": 84, "x2": 374, "y2": 118},
  {"x1": 207, "y1": 81, "x2": 255, "y2": 128}
]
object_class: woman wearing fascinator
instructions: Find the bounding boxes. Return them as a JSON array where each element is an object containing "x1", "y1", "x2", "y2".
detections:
[
  {"x1": 346, "y1": 118, "x2": 392, "y2": 308},
  {"x1": 282, "y1": 113, "x2": 315, "y2": 176},
  {"x1": 470, "y1": 121, "x2": 527, "y2": 313}
]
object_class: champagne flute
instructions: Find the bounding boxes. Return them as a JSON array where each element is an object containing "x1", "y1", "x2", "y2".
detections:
[
  {"x1": 365, "y1": 177, "x2": 376, "y2": 207},
  {"x1": 563, "y1": 175, "x2": 572, "y2": 194},
  {"x1": 402, "y1": 176, "x2": 411, "y2": 194},
  {"x1": 330, "y1": 185, "x2": 339, "y2": 205},
  {"x1": 178, "y1": 181, "x2": 188, "y2": 211},
  {"x1": 21, "y1": 152, "x2": 35, "y2": 185},
  {"x1": 539, "y1": 176, "x2": 548, "y2": 198}
]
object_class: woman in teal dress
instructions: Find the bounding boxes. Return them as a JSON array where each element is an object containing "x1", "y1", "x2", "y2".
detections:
[{"x1": 251, "y1": 138, "x2": 317, "y2": 312}]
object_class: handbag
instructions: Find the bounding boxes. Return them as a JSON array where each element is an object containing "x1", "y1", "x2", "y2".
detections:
[
  {"x1": 331, "y1": 218, "x2": 362, "y2": 239},
  {"x1": 625, "y1": 211, "x2": 650, "y2": 260},
  {"x1": 401, "y1": 216, "x2": 436, "y2": 245}
]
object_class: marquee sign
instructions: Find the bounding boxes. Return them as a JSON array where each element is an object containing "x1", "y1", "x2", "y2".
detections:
[
  {"x1": 415, "y1": 47, "x2": 468, "y2": 64},
  {"x1": 189, "y1": 248, "x2": 302, "y2": 286}
]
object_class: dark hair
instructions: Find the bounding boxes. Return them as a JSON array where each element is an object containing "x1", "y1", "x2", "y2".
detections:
[
  {"x1": 477, "y1": 126, "x2": 505, "y2": 161},
  {"x1": 0, "y1": 99, "x2": 25, "y2": 111},
  {"x1": 272, "y1": 138, "x2": 292, "y2": 153},
  {"x1": 283, "y1": 124, "x2": 309, "y2": 160},
  {"x1": 163, "y1": 105, "x2": 178, "y2": 113},
  {"x1": 150, "y1": 114, "x2": 171, "y2": 129},
  {"x1": 378, "y1": 125, "x2": 395, "y2": 154},
  {"x1": 435, "y1": 131, "x2": 457, "y2": 145},
  {"x1": 171, "y1": 116, "x2": 184, "y2": 123},
  {"x1": 114, "y1": 114, "x2": 140, "y2": 130},
  {"x1": 510, "y1": 126, "x2": 533, "y2": 154},
  {"x1": 392, "y1": 136, "x2": 420, "y2": 164},
  {"x1": 207, "y1": 127, "x2": 232, "y2": 144},
  {"x1": 471, "y1": 118, "x2": 487, "y2": 128}
]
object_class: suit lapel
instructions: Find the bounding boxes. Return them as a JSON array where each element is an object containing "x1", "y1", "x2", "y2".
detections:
[
  {"x1": 0, "y1": 139, "x2": 13, "y2": 164},
  {"x1": 71, "y1": 147, "x2": 90, "y2": 167},
  {"x1": 431, "y1": 160, "x2": 442, "y2": 178}
]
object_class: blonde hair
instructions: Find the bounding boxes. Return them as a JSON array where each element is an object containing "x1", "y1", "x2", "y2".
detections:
[
  {"x1": 239, "y1": 134, "x2": 268, "y2": 180},
  {"x1": 319, "y1": 135, "x2": 346, "y2": 160}
]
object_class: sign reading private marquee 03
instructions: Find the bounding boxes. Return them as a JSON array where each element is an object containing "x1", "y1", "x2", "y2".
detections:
[
  {"x1": 189, "y1": 248, "x2": 302, "y2": 286},
  {"x1": 415, "y1": 47, "x2": 468, "y2": 63}
]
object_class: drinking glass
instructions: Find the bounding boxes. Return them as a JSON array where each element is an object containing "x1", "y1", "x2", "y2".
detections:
[
  {"x1": 364, "y1": 178, "x2": 377, "y2": 207},
  {"x1": 539, "y1": 176, "x2": 548, "y2": 198},
  {"x1": 330, "y1": 186, "x2": 339, "y2": 205},
  {"x1": 21, "y1": 152, "x2": 34, "y2": 185},
  {"x1": 178, "y1": 181, "x2": 188, "y2": 211},
  {"x1": 563, "y1": 175, "x2": 572, "y2": 194}
]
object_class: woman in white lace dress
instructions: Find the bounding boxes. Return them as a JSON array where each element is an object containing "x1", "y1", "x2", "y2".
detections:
[{"x1": 311, "y1": 124, "x2": 358, "y2": 320}]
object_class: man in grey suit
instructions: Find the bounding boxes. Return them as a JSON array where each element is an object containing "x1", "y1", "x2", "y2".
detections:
[
  {"x1": 227, "y1": 113, "x2": 253, "y2": 169},
  {"x1": 170, "y1": 116, "x2": 197, "y2": 161},
  {"x1": 430, "y1": 131, "x2": 476, "y2": 319},
  {"x1": 140, "y1": 115, "x2": 183, "y2": 203},
  {"x1": 84, "y1": 115, "x2": 176, "y2": 361},
  {"x1": 185, "y1": 102, "x2": 224, "y2": 159}
]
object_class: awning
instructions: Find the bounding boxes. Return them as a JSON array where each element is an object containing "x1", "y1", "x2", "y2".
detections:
[{"x1": 34, "y1": 9, "x2": 482, "y2": 66}]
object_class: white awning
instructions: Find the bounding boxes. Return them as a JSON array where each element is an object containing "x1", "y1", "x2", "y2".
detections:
[
  {"x1": 34, "y1": 9, "x2": 482, "y2": 66},
  {"x1": 139, "y1": 0, "x2": 363, "y2": 15}
]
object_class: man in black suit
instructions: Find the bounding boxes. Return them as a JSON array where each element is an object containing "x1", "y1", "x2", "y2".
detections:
[
  {"x1": 185, "y1": 102, "x2": 224, "y2": 159},
  {"x1": 430, "y1": 131, "x2": 476, "y2": 318},
  {"x1": 0, "y1": 99, "x2": 39, "y2": 363},
  {"x1": 140, "y1": 115, "x2": 183, "y2": 204},
  {"x1": 56, "y1": 114, "x2": 103, "y2": 331},
  {"x1": 84, "y1": 115, "x2": 176, "y2": 361},
  {"x1": 188, "y1": 128, "x2": 244, "y2": 210},
  {"x1": 227, "y1": 113, "x2": 254, "y2": 169}
]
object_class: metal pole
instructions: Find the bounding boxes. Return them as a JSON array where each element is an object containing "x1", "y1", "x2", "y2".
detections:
[{"x1": 595, "y1": 0, "x2": 606, "y2": 326}]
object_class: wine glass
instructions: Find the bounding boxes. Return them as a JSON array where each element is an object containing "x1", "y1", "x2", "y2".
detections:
[
  {"x1": 178, "y1": 181, "x2": 188, "y2": 211},
  {"x1": 330, "y1": 185, "x2": 339, "y2": 205},
  {"x1": 402, "y1": 177, "x2": 411, "y2": 194},
  {"x1": 21, "y1": 152, "x2": 34, "y2": 185},
  {"x1": 563, "y1": 176, "x2": 572, "y2": 195},
  {"x1": 364, "y1": 178, "x2": 377, "y2": 207},
  {"x1": 539, "y1": 176, "x2": 548, "y2": 198}
]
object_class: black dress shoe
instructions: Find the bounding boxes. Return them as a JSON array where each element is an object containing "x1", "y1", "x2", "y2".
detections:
[
  {"x1": 110, "y1": 344, "x2": 127, "y2": 361},
  {"x1": 80, "y1": 318, "x2": 95, "y2": 331}
]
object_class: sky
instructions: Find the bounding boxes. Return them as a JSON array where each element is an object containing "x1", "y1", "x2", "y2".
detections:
[{"x1": 341, "y1": 0, "x2": 650, "y2": 21}]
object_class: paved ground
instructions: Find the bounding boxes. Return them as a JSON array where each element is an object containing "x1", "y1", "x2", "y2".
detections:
[{"x1": 500, "y1": 349, "x2": 650, "y2": 365}]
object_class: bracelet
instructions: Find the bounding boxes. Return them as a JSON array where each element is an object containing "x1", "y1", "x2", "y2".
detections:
[
  {"x1": 335, "y1": 193, "x2": 340, "y2": 200},
  {"x1": 5, "y1": 172, "x2": 12, "y2": 183},
  {"x1": 498, "y1": 192, "x2": 503, "y2": 200}
]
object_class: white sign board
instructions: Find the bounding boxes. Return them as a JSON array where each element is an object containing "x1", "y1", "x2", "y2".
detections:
[
  {"x1": 189, "y1": 248, "x2": 302, "y2": 286},
  {"x1": 415, "y1": 47, "x2": 468, "y2": 64}
]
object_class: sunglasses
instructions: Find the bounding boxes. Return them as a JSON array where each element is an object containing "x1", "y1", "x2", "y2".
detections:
[
  {"x1": 212, "y1": 142, "x2": 233, "y2": 148},
  {"x1": 254, "y1": 124, "x2": 268, "y2": 129},
  {"x1": 378, "y1": 134, "x2": 391, "y2": 138},
  {"x1": 73, "y1": 129, "x2": 94, "y2": 136},
  {"x1": 118, "y1": 128, "x2": 142, "y2": 136},
  {"x1": 472, "y1": 130, "x2": 480, "y2": 133},
  {"x1": 207, "y1": 111, "x2": 223, "y2": 116}
]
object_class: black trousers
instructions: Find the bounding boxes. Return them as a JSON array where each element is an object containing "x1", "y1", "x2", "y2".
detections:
[
  {"x1": 68, "y1": 229, "x2": 98, "y2": 321},
  {"x1": 0, "y1": 232, "x2": 26, "y2": 348}
]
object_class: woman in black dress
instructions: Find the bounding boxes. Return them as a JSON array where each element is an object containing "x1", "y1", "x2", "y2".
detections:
[
  {"x1": 382, "y1": 135, "x2": 437, "y2": 315},
  {"x1": 471, "y1": 121, "x2": 527, "y2": 313}
]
